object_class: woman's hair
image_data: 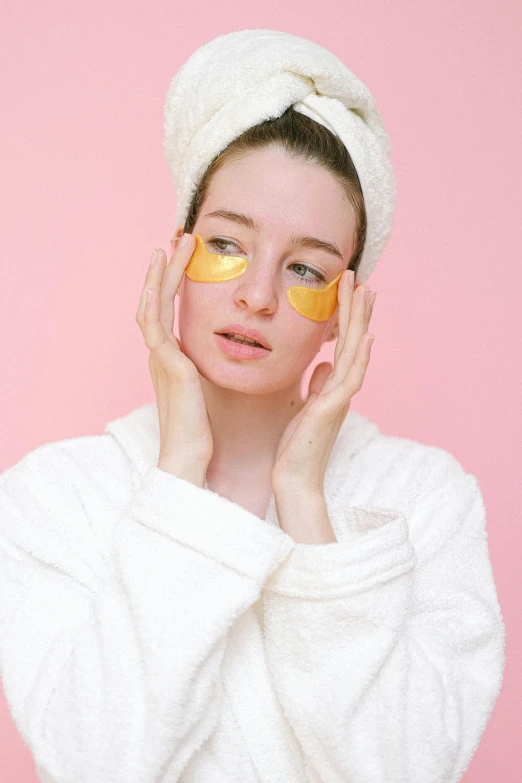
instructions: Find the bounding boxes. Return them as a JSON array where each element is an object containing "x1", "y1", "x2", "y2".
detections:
[{"x1": 183, "y1": 106, "x2": 367, "y2": 275}]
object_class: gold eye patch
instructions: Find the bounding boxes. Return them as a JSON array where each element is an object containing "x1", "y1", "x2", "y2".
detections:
[
  {"x1": 185, "y1": 233, "x2": 342, "y2": 322},
  {"x1": 185, "y1": 233, "x2": 248, "y2": 282},
  {"x1": 286, "y1": 271, "x2": 342, "y2": 321}
]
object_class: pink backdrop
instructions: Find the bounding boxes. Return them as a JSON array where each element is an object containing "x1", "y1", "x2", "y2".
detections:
[{"x1": 2, "y1": 1, "x2": 520, "y2": 780}]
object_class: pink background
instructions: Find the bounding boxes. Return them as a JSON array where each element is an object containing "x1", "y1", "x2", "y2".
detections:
[{"x1": 2, "y1": 1, "x2": 521, "y2": 780}]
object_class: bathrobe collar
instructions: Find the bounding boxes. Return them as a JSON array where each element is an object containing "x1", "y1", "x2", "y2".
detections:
[{"x1": 104, "y1": 401, "x2": 380, "y2": 527}]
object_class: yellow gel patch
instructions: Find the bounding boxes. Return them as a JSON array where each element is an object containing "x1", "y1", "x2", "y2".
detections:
[
  {"x1": 185, "y1": 233, "x2": 342, "y2": 321},
  {"x1": 287, "y1": 270, "x2": 343, "y2": 321},
  {"x1": 185, "y1": 233, "x2": 248, "y2": 282}
]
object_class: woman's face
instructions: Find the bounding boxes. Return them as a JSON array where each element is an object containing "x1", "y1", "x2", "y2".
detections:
[{"x1": 176, "y1": 145, "x2": 357, "y2": 395}]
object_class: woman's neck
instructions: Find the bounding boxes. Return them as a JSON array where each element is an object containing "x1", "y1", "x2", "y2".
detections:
[{"x1": 200, "y1": 374, "x2": 305, "y2": 475}]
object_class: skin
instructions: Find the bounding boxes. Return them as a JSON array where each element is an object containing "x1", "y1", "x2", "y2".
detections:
[{"x1": 170, "y1": 145, "x2": 375, "y2": 502}]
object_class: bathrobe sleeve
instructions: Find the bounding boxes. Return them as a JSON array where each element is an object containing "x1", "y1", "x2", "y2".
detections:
[
  {"x1": 0, "y1": 436, "x2": 293, "y2": 783},
  {"x1": 262, "y1": 455, "x2": 506, "y2": 783}
]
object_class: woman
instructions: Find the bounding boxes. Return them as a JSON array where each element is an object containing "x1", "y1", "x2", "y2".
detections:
[{"x1": 0, "y1": 29, "x2": 505, "y2": 783}]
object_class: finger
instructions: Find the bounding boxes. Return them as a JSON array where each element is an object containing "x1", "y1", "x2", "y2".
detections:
[
  {"x1": 137, "y1": 248, "x2": 181, "y2": 358},
  {"x1": 330, "y1": 332, "x2": 374, "y2": 407},
  {"x1": 308, "y1": 361, "x2": 333, "y2": 397},
  {"x1": 142, "y1": 278, "x2": 173, "y2": 354},
  {"x1": 159, "y1": 233, "x2": 196, "y2": 337},
  {"x1": 333, "y1": 270, "x2": 354, "y2": 365},
  {"x1": 136, "y1": 248, "x2": 167, "y2": 327},
  {"x1": 332, "y1": 283, "x2": 369, "y2": 380}
]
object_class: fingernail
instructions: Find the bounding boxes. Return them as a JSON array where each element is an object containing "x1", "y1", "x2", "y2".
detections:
[
  {"x1": 370, "y1": 291, "x2": 377, "y2": 305},
  {"x1": 347, "y1": 270, "x2": 354, "y2": 286},
  {"x1": 150, "y1": 250, "x2": 158, "y2": 266},
  {"x1": 178, "y1": 233, "x2": 189, "y2": 247}
]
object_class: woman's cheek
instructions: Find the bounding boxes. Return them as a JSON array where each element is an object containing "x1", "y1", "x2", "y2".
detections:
[
  {"x1": 289, "y1": 304, "x2": 330, "y2": 341},
  {"x1": 179, "y1": 278, "x2": 328, "y2": 360},
  {"x1": 283, "y1": 312, "x2": 327, "y2": 363},
  {"x1": 178, "y1": 282, "x2": 211, "y2": 333}
]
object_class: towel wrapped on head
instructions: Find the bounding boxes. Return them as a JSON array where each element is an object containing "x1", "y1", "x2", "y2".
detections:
[{"x1": 163, "y1": 29, "x2": 396, "y2": 284}]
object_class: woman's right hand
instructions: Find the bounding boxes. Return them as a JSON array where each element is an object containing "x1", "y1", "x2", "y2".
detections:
[{"x1": 136, "y1": 232, "x2": 213, "y2": 487}]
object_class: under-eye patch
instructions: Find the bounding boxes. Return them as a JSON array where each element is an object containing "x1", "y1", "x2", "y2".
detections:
[
  {"x1": 184, "y1": 234, "x2": 342, "y2": 322},
  {"x1": 184, "y1": 234, "x2": 248, "y2": 282}
]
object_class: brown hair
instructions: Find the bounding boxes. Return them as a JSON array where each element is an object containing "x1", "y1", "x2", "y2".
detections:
[{"x1": 182, "y1": 106, "x2": 367, "y2": 276}]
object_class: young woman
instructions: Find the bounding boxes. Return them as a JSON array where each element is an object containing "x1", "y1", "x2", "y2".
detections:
[{"x1": 0, "y1": 29, "x2": 504, "y2": 783}]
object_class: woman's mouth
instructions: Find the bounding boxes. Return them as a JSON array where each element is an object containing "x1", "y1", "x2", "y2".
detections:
[
  {"x1": 214, "y1": 333, "x2": 271, "y2": 359},
  {"x1": 223, "y1": 333, "x2": 263, "y2": 346}
]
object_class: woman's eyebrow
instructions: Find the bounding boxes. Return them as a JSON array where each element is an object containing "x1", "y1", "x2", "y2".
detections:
[{"x1": 203, "y1": 209, "x2": 344, "y2": 260}]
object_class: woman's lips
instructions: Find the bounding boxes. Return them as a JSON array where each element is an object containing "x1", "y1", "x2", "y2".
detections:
[
  {"x1": 215, "y1": 323, "x2": 271, "y2": 350},
  {"x1": 214, "y1": 333, "x2": 271, "y2": 359}
]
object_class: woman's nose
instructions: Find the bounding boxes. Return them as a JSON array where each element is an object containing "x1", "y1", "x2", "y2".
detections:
[{"x1": 232, "y1": 262, "x2": 278, "y2": 315}]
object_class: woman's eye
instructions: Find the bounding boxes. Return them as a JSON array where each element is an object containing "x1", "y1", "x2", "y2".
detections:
[
  {"x1": 207, "y1": 237, "x2": 240, "y2": 254},
  {"x1": 290, "y1": 263, "x2": 326, "y2": 285},
  {"x1": 206, "y1": 239, "x2": 326, "y2": 285}
]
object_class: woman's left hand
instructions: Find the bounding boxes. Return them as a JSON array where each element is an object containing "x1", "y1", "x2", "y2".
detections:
[{"x1": 271, "y1": 274, "x2": 376, "y2": 495}]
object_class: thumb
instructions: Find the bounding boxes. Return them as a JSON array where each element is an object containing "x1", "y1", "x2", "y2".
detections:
[{"x1": 308, "y1": 362, "x2": 333, "y2": 397}]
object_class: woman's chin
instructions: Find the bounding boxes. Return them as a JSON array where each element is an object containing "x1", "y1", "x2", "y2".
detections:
[
  {"x1": 200, "y1": 360, "x2": 308, "y2": 397},
  {"x1": 179, "y1": 336, "x2": 307, "y2": 394}
]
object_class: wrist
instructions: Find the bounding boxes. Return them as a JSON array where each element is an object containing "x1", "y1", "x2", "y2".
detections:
[
  {"x1": 274, "y1": 488, "x2": 335, "y2": 544},
  {"x1": 271, "y1": 472, "x2": 322, "y2": 498},
  {"x1": 157, "y1": 456, "x2": 207, "y2": 488}
]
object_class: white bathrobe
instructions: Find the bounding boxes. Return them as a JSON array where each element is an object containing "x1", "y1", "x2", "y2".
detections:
[{"x1": 0, "y1": 402, "x2": 505, "y2": 782}]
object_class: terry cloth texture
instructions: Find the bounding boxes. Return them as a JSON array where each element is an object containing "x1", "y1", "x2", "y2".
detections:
[{"x1": 0, "y1": 402, "x2": 505, "y2": 782}]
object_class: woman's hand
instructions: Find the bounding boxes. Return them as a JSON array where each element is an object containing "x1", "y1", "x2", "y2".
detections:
[
  {"x1": 135, "y1": 233, "x2": 214, "y2": 486},
  {"x1": 271, "y1": 273, "x2": 376, "y2": 496}
]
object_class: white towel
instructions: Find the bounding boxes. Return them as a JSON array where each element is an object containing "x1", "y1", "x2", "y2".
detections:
[{"x1": 163, "y1": 28, "x2": 397, "y2": 283}]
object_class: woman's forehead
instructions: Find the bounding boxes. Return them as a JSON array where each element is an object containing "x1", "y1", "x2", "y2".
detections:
[{"x1": 200, "y1": 152, "x2": 356, "y2": 248}]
